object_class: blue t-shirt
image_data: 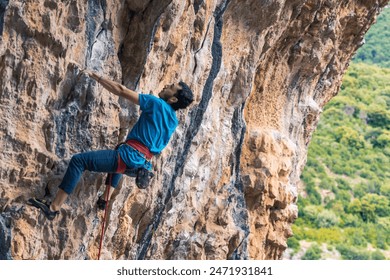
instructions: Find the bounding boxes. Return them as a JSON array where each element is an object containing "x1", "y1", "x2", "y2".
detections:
[{"x1": 126, "y1": 94, "x2": 178, "y2": 154}]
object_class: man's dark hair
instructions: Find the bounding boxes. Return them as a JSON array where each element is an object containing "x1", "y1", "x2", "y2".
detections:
[{"x1": 171, "y1": 81, "x2": 194, "y2": 111}]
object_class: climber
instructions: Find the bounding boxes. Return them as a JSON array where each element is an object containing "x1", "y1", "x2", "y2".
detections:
[{"x1": 28, "y1": 69, "x2": 194, "y2": 220}]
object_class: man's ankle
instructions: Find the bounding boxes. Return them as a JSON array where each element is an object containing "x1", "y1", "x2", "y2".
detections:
[{"x1": 50, "y1": 204, "x2": 58, "y2": 212}]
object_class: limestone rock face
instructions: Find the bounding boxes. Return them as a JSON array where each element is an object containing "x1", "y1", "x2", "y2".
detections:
[{"x1": 0, "y1": 0, "x2": 387, "y2": 260}]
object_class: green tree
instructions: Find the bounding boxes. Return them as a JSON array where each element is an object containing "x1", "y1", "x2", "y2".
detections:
[
  {"x1": 341, "y1": 214, "x2": 361, "y2": 227},
  {"x1": 367, "y1": 107, "x2": 390, "y2": 129},
  {"x1": 374, "y1": 131, "x2": 390, "y2": 148},
  {"x1": 348, "y1": 199, "x2": 362, "y2": 214},
  {"x1": 302, "y1": 244, "x2": 322, "y2": 260},
  {"x1": 360, "y1": 198, "x2": 377, "y2": 222},
  {"x1": 336, "y1": 244, "x2": 370, "y2": 260},
  {"x1": 287, "y1": 237, "x2": 300, "y2": 252},
  {"x1": 371, "y1": 250, "x2": 386, "y2": 260},
  {"x1": 316, "y1": 210, "x2": 339, "y2": 228},
  {"x1": 335, "y1": 126, "x2": 365, "y2": 150},
  {"x1": 361, "y1": 194, "x2": 390, "y2": 217},
  {"x1": 380, "y1": 184, "x2": 390, "y2": 198},
  {"x1": 302, "y1": 205, "x2": 321, "y2": 223}
]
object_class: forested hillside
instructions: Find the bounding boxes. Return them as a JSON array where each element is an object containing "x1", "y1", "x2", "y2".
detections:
[
  {"x1": 354, "y1": 7, "x2": 390, "y2": 68},
  {"x1": 287, "y1": 7, "x2": 390, "y2": 260}
]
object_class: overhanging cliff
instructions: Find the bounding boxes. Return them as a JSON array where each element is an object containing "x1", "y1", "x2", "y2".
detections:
[{"x1": 0, "y1": 0, "x2": 388, "y2": 260}]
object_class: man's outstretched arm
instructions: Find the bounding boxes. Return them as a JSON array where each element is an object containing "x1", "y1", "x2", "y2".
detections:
[{"x1": 83, "y1": 70, "x2": 139, "y2": 105}]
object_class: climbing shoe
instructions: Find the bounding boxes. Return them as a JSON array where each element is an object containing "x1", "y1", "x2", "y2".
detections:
[
  {"x1": 27, "y1": 198, "x2": 59, "y2": 220},
  {"x1": 97, "y1": 195, "x2": 107, "y2": 211}
]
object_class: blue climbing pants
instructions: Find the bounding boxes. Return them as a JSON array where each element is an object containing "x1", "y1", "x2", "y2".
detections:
[{"x1": 58, "y1": 145, "x2": 150, "y2": 194}]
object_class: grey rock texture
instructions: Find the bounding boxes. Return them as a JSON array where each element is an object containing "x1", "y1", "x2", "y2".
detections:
[{"x1": 0, "y1": 0, "x2": 388, "y2": 259}]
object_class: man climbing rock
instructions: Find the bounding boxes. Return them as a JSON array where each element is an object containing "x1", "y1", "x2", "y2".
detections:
[{"x1": 28, "y1": 69, "x2": 194, "y2": 220}]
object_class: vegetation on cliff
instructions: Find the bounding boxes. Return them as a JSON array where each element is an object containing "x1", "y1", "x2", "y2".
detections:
[{"x1": 289, "y1": 7, "x2": 390, "y2": 260}]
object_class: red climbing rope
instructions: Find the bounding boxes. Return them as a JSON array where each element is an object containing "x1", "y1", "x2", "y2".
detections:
[{"x1": 98, "y1": 174, "x2": 111, "y2": 260}]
